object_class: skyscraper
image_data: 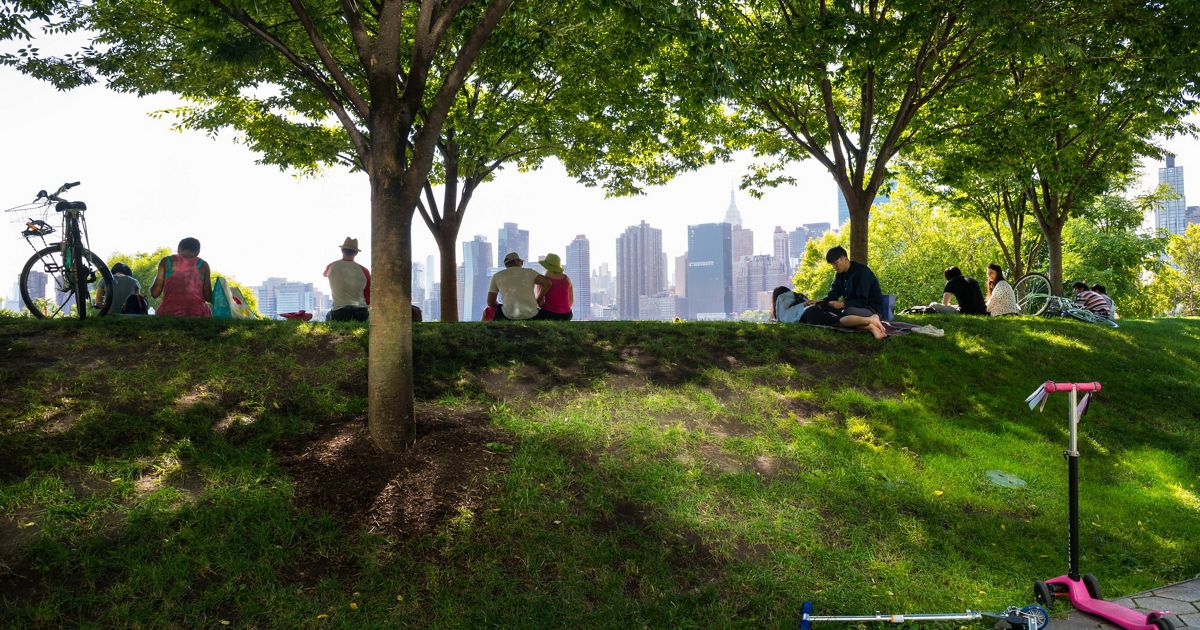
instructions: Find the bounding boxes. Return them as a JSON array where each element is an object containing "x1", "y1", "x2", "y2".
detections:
[
  {"x1": 1156, "y1": 155, "x2": 1188, "y2": 235},
  {"x1": 427, "y1": 283, "x2": 442, "y2": 321},
  {"x1": 686, "y1": 222, "x2": 733, "y2": 320},
  {"x1": 616, "y1": 221, "x2": 664, "y2": 320},
  {"x1": 837, "y1": 189, "x2": 850, "y2": 227},
  {"x1": 462, "y1": 235, "x2": 493, "y2": 321},
  {"x1": 255, "y1": 277, "x2": 316, "y2": 318},
  {"x1": 773, "y1": 226, "x2": 790, "y2": 263},
  {"x1": 1188, "y1": 206, "x2": 1200, "y2": 226},
  {"x1": 723, "y1": 187, "x2": 753, "y2": 262},
  {"x1": 497, "y1": 222, "x2": 529, "y2": 261},
  {"x1": 802, "y1": 222, "x2": 832, "y2": 238},
  {"x1": 723, "y1": 187, "x2": 742, "y2": 227},
  {"x1": 733, "y1": 254, "x2": 790, "y2": 314},
  {"x1": 674, "y1": 254, "x2": 688, "y2": 297},
  {"x1": 22, "y1": 271, "x2": 48, "y2": 309},
  {"x1": 565, "y1": 234, "x2": 591, "y2": 320},
  {"x1": 837, "y1": 183, "x2": 893, "y2": 227}
]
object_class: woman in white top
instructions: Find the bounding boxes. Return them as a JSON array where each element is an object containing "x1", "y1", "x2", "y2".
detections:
[{"x1": 986, "y1": 263, "x2": 1021, "y2": 316}]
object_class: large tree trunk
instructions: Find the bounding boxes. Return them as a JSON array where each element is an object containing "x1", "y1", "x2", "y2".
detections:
[
  {"x1": 435, "y1": 222, "x2": 461, "y2": 322},
  {"x1": 1045, "y1": 222, "x2": 1064, "y2": 296},
  {"x1": 847, "y1": 197, "x2": 872, "y2": 265},
  {"x1": 367, "y1": 170, "x2": 416, "y2": 453}
]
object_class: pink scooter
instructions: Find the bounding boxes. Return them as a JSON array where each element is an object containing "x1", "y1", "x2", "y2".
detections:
[{"x1": 1026, "y1": 381, "x2": 1175, "y2": 630}]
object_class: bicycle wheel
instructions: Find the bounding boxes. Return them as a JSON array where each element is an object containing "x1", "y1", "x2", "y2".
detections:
[
  {"x1": 20, "y1": 243, "x2": 114, "y2": 319},
  {"x1": 1013, "y1": 273, "x2": 1052, "y2": 316}
]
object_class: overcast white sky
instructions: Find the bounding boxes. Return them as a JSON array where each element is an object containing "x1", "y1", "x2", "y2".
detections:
[{"x1": 3, "y1": 68, "x2": 1198, "y2": 301}]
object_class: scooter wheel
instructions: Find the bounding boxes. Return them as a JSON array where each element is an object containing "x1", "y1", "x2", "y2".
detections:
[
  {"x1": 1153, "y1": 618, "x2": 1176, "y2": 630},
  {"x1": 1083, "y1": 574, "x2": 1102, "y2": 599},
  {"x1": 1021, "y1": 604, "x2": 1051, "y2": 630},
  {"x1": 1034, "y1": 581, "x2": 1054, "y2": 609}
]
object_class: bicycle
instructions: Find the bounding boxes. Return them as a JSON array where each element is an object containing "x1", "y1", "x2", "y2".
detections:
[
  {"x1": 5, "y1": 182, "x2": 114, "y2": 319},
  {"x1": 1011, "y1": 272, "x2": 1117, "y2": 327}
]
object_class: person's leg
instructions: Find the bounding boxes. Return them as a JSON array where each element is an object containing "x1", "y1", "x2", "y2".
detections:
[
  {"x1": 327, "y1": 307, "x2": 348, "y2": 322},
  {"x1": 837, "y1": 313, "x2": 887, "y2": 340},
  {"x1": 928, "y1": 303, "x2": 960, "y2": 314},
  {"x1": 492, "y1": 305, "x2": 509, "y2": 321},
  {"x1": 841, "y1": 306, "x2": 875, "y2": 318},
  {"x1": 351, "y1": 306, "x2": 369, "y2": 322}
]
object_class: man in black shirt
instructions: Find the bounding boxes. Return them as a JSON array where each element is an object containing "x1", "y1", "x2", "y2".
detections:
[
  {"x1": 805, "y1": 246, "x2": 884, "y2": 317},
  {"x1": 935, "y1": 266, "x2": 987, "y2": 315}
]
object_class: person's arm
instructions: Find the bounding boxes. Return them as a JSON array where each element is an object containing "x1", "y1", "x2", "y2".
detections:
[
  {"x1": 942, "y1": 292, "x2": 955, "y2": 306},
  {"x1": 200, "y1": 261, "x2": 213, "y2": 303},
  {"x1": 150, "y1": 258, "x2": 167, "y2": 299},
  {"x1": 823, "y1": 273, "x2": 844, "y2": 302},
  {"x1": 534, "y1": 275, "x2": 551, "y2": 306},
  {"x1": 361, "y1": 266, "x2": 371, "y2": 305},
  {"x1": 487, "y1": 291, "x2": 500, "y2": 308}
]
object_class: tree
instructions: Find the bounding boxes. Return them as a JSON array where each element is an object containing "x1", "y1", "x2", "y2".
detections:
[
  {"x1": 792, "y1": 186, "x2": 1001, "y2": 310},
  {"x1": 929, "y1": 0, "x2": 1200, "y2": 293},
  {"x1": 703, "y1": 0, "x2": 1018, "y2": 264},
  {"x1": 154, "y1": 1, "x2": 725, "y2": 321},
  {"x1": 1062, "y1": 190, "x2": 1169, "y2": 319},
  {"x1": 16, "y1": 0, "x2": 520, "y2": 451}
]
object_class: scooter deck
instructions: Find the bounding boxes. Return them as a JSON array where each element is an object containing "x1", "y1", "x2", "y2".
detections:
[{"x1": 1047, "y1": 576, "x2": 1170, "y2": 630}]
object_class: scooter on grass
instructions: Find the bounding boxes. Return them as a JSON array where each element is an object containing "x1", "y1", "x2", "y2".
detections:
[{"x1": 1026, "y1": 381, "x2": 1176, "y2": 630}]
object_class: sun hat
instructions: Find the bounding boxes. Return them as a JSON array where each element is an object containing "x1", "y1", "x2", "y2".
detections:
[
  {"x1": 503, "y1": 252, "x2": 523, "y2": 264},
  {"x1": 339, "y1": 237, "x2": 361, "y2": 252},
  {"x1": 539, "y1": 253, "x2": 564, "y2": 273}
]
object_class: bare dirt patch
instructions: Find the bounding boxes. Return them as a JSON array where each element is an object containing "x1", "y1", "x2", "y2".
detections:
[{"x1": 278, "y1": 405, "x2": 511, "y2": 538}]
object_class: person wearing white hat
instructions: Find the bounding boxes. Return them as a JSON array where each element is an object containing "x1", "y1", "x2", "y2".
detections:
[
  {"x1": 487, "y1": 251, "x2": 551, "y2": 320},
  {"x1": 324, "y1": 237, "x2": 371, "y2": 322}
]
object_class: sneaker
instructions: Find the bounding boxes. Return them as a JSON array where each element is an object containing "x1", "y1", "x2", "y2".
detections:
[{"x1": 912, "y1": 324, "x2": 945, "y2": 337}]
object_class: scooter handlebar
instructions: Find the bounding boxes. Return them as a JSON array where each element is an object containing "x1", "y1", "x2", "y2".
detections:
[{"x1": 1043, "y1": 381, "x2": 1101, "y2": 393}]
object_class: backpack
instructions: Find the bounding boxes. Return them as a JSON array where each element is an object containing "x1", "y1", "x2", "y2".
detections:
[{"x1": 122, "y1": 293, "x2": 149, "y2": 315}]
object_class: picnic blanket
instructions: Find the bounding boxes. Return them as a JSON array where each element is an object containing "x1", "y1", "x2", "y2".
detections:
[{"x1": 800, "y1": 320, "x2": 944, "y2": 338}]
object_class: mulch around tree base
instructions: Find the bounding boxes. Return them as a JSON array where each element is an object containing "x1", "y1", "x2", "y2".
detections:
[{"x1": 278, "y1": 406, "x2": 511, "y2": 538}]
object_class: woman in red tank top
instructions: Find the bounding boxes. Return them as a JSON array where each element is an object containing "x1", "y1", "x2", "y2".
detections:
[
  {"x1": 151, "y1": 237, "x2": 213, "y2": 317},
  {"x1": 535, "y1": 253, "x2": 573, "y2": 321}
]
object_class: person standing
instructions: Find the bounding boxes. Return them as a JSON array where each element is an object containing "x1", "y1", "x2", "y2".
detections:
[
  {"x1": 487, "y1": 252, "x2": 551, "y2": 321},
  {"x1": 150, "y1": 237, "x2": 212, "y2": 317},
  {"x1": 985, "y1": 263, "x2": 1021, "y2": 316},
  {"x1": 536, "y1": 253, "x2": 573, "y2": 321},
  {"x1": 324, "y1": 237, "x2": 371, "y2": 322}
]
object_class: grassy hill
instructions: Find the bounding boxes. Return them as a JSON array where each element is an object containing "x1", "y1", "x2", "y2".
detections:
[{"x1": 1, "y1": 315, "x2": 1198, "y2": 628}]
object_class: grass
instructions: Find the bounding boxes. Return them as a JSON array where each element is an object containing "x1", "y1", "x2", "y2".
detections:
[{"x1": 0, "y1": 314, "x2": 1198, "y2": 628}]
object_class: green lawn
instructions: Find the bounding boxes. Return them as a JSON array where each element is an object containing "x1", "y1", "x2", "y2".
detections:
[{"x1": 1, "y1": 315, "x2": 1198, "y2": 628}]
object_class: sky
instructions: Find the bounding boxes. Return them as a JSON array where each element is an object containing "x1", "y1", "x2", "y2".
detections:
[{"x1": 3, "y1": 67, "x2": 1199, "y2": 303}]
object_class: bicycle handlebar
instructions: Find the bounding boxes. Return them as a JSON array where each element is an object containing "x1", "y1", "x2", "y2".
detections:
[
  {"x1": 1042, "y1": 381, "x2": 1101, "y2": 393},
  {"x1": 36, "y1": 181, "x2": 81, "y2": 203}
]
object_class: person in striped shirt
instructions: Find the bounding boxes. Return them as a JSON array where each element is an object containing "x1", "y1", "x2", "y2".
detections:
[{"x1": 1071, "y1": 281, "x2": 1110, "y2": 318}]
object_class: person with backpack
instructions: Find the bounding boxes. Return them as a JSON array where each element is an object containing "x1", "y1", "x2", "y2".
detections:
[
  {"x1": 150, "y1": 237, "x2": 212, "y2": 317},
  {"x1": 96, "y1": 262, "x2": 148, "y2": 314}
]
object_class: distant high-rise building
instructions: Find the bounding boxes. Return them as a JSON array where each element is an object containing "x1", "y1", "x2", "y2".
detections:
[
  {"x1": 497, "y1": 222, "x2": 529, "y2": 262},
  {"x1": 412, "y1": 261, "x2": 424, "y2": 295},
  {"x1": 837, "y1": 189, "x2": 850, "y2": 226},
  {"x1": 1188, "y1": 205, "x2": 1200, "y2": 226},
  {"x1": 592, "y1": 263, "x2": 614, "y2": 305},
  {"x1": 802, "y1": 222, "x2": 832, "y2": 239},
  {"x1": 22, "y1": 271, "x2": 48, "y2": 312},
  {"x1": 565, "y1": 235, "x2": 591, "y2": 320},
  {"x1": 788, "y1": 228, "x2": 808, "y2": 264},
  {"x1": 674, "y1": 254, "x2": 688, "y2": 297},
  {"x1": 427, "y1": 283, "x2": 442, "y2": 321},
  {"x1": 256, "y1": 277, "x2": 316, "y2": 318},
  {"x1": 456, "y1": 264, "x2": 465, "y2": 321},
  {"x1": 638, "y1": 292, "x2": 678, "y2": 321},
  {"x1": 723, "y1": 187, "x2": 742, "y2": 227},
  {"x1": 733, "y1": 254, "x2": 791, "y2": 314},
  {"x1": 1157, "y1": 156, "x2": 1188, "y2": 235},
  {"x1": 425, "y1": 254, "x2": 437, "y2": 296},
  {"x1": 773, "y1": 226, "x2": 790, "y2": 263},
  {"x1": 686, "y1": 222, "x2": 733, "y2": 320},
  {"x1": 463, "y1": 235, "x2": 492, "y2": 320},
  {"x1": 732, "y1": 226, "x2": 753, "y2": 262},
  {"x1": 616, "y1": 221, "x2": 665, "y2": 320}
]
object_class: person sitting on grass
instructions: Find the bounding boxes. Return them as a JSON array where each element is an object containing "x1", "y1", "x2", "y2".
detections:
[
  {"x1": 805, "y1": 246, "x2": 883, "y2": 318},
  {"x1": 487, "y1": 252, "x2": 551, "y2": 321},
  {"x1": 774, "y1": 287, "x2": 887, "y2": 339},
  {"x1": 985, "y1": 263, "x2": 1021, "y2": 316},
  {"x1": 150, "y1": 237, "x2": 212, "y2": 318},
  {"x1": 535, "y1": 253, "x2": 574, "y2": 321},
  {"x1": 1092, "y1": 284, "x2": 1116, "y2": 320},
  {"x1": 97, "y1": 262, "x2": 146, "y2": 315},
  {"x1": 1073, "y1": 281, "x2": 1111, "y2": 319},
  {"x1": 325, "y1": 237, "x2": 371, "y2": 322},
  {"x1": 927, "y1": 266, "x2": 987, "y2": 315}
]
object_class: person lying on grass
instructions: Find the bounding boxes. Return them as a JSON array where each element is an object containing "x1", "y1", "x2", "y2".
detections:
[{"x1": 773, "y1": 287, "x2": 887, "y2": 339}]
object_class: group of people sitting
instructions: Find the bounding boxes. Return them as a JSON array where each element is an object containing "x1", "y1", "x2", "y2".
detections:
[
  {"x1": 772, "y1": 246, "x2": 1119, "y2": 336},
  {"x1": 100, "y1": 236, "x2": 214, "y2": 317},
  {"x1": 484, "y1": 251, "x2": 575, "y2": 321}
]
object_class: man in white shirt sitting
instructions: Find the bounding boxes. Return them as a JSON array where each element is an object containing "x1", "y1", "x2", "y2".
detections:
[
  {"x1": 325, "y1": 237, "x2": 371, "y2": 322},
  {"x1": 487, "y1": 252, "x2": 551, "y2": 320}
]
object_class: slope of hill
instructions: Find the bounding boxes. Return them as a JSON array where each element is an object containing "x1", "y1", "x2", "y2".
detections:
[{"x1": 1, "y1": 316, "x2": 1198, "y2": 627}]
